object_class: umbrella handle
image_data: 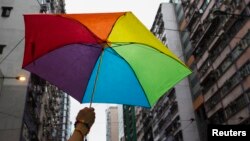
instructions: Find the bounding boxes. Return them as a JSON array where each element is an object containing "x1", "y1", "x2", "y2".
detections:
[{"x1": 89, "y1": 50, "x2": 104, "y2": 108}]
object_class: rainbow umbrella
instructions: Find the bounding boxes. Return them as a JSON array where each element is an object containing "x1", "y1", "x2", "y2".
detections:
[{"x1": 23, "y1": 12, "x2": 191, "y2": 108}]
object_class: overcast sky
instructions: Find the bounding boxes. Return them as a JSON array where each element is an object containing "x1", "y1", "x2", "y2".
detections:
[{"x1": 65, "y1": 0, "x2": 167, "y2": 140}]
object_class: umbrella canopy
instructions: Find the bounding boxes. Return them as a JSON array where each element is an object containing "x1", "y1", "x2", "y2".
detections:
[{"x1": 23, "y1": 12, "x2": 191, "y2": 108}]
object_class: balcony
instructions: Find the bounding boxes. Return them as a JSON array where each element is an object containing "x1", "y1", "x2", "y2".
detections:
[
  {"x1": 157, "y1": 107, "x2": 179, "y2": 134},
  {"x1": 190, "y1": 14, "x2": 201, "y2": 32},
  {"x1": 205, "y1": 90, "x2": 221, "y2": 112},
  {"x1": 224, "y1": 93, "x2": 249, "y2": 119},
  {"x1": 240, "y1": 61, "x2": 250, "y2": 79},
  {"x1": 182, "y1": 0, "x2": 190, "y2": 13},
  {"x1": 198, "y1": 58, "x2": 211, "y2": 78},
  {"x1": 200, "y1": 70, "x2": 219, "y2": 94},
  {"x1": 208, "y1": 9, "x2": 247, "y2": 54},
  {"x1": 164, "y1": 116, "x2": 181, "y2": 137},
  {"x1": 193, "y1": 22, "x2": 222, "y2": 61},
  {"x1": 186, "y1": 6, "x2": 201, "y2": 32},
  {"x1": 206, "y1": 61, "x2": 250, "y2": 110},
  {"x1": 211, "y1": 42, "x2": 245, "y2": 81},
  {"x1": 190, "y1": 26, "x2": 203, "y2": 46},
  {"x1": 208, "y1": 32, "x2": 226, "y2": 57},
  {"x1": 174, "y1": 130, "x2": 184, "y2": 141},
  {"x1": 221, "y1": 73, "x2": 241, "y2": 97},
  {"x1": 23, "y1": 112, "x2": 39, "y2": 135},
  {"x1": 209, "y1": 108, "x2": 226, "y2": 124}
]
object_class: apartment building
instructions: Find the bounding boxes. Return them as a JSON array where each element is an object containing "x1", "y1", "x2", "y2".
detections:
[
  {"x1": 22, "y1": 74, "x2": 71, "y2": 141},
  {"x1": 135, "y1": 107, "x2": 153, "y2": 141},
  {"x1": 106, "y1": 106, "x2": 119, "y2": 141},
  {"x1": 123, "y1": 105, "x2": 137, "y2": 141},
  {"x1": 178, "y1": 0, "x2": 250, "y2": 140},
  {"x1": 118, "y1": 105, "x2": 125, "y2": 141}
]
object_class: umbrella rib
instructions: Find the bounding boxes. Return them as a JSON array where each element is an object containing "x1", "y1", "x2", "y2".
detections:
[
  {"x1": 23, "y1": 43, "x2": 103, "y2": 68},
  {"x1": 106, "y1": 48, "x2": 151, "y2": 107},
  {"x1": 56, "y1": 15, "x2": 105, "y2": 43},
  {"x1": 23, "y1": 42, "x2": 124, "y2": 69},
  {"x1": 110, "y1": 42, "x2": 189, "y2": 70},
  {"x1": 105, "y1": 12, "x2": 127, "y2": 41},
  {"x1": 111, "y1": 42, "x2": 165, "y2": 53}
]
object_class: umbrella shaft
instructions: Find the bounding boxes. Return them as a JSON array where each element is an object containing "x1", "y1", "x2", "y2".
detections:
[{"x1": 89, "y1": 50, "x2": 104, "y2": 107}]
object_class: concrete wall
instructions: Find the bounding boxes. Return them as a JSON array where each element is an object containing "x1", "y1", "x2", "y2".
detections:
[
  {"x1": 0, "y1": 0, "x2": 39, "y2": 140},
  {"x1": 117, "y1": 105, "x2": 124, "y2": 140},
  {"x1": 0, "y1": 85, "x2": 27, "y2": 140},
  {"x1": 110, "y1": 107, "x2": 118, "y2": 141},
  {"x1": 106, "y1": 107, "x2": 119, "y2": 141},
  {"x1": 161, "y1": 3, "x2": 200, "y2": 141}
]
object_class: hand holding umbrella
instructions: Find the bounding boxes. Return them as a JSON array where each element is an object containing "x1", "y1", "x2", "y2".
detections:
[{"x1": 69, "y1": 107, "x2": 96, "y2": 141}]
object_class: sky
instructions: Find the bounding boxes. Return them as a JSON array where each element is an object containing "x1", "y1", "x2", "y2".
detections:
[{"x1": 65, "y1": 0, "x2": 168, "y2": 140}]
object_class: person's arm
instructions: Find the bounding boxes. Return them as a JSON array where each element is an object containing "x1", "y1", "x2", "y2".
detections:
[
  {"x1": 69, "y1": 123, "x2": 89, "y2": 141},
  {"x1": 68, "y1": 107, "x2": 95, "y2": 141}
]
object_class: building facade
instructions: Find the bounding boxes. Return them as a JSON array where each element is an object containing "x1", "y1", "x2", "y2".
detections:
[
  {"x1": 118, "y1": 105, "x2": 125, "y2": 141},
  {"x1": 21, "y1": 74, "x2": 71, "y2": 141},
  {"x1": 178, "y1": 0, "x2": 250, "y2": 141},
  {"x1": 40, "y1": 0, "x2": 65, "y2": 14},
  {"x1": 106, "y1": 106, "x2": 119, "y2": 141},
  {"x1": 136, "y1": 107, "x2": 153, "y2": 141},
  {"x1": 0, "y1": 0, "x2": 69, "y2": 141},
  {"x1": 123, "y1": 105, "x2": 137, "y2": 141}
]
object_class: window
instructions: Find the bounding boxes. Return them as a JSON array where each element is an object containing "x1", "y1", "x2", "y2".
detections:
[
  {"x1": 219, "y1": 57, "x2": 232, "y2": 73},
  {"x1": 200, "y1": 0, "x2": 210, "y2": 12},
  {"x1": 231, "y1": 45, "x2": 243, "y2": 60},
  {"x1": 225, "y1": 94, "x2": 248, "y2": 118},
  {"x1": 22, "y1": 123, "x2": 29, "y2": 140},
  {"x1": 209, "y1": 109, "x2": 226, "y2": 124},
  {"x1": 243, "y1": 30, "x2": 250, "y2": 45},
  {"x1": 199, "y1": 59, "x2": 211, "y2": 76},
  {"x1": 40, "y1": 4, "x2": 48, "y2": 13},
  {"x1": 0, "y1": 44, "x2": 6, "y2": 54},
  {"x1": 1, "y1": 7, "x2": 13, "y2": 17},
  {"x1": 205, "y1": 91, "x2": 221, "y2": 111},
  {"x1": 240, "y1": 62, "x2": 250, "y2": 78},
  {"x1": 162, "y1": 36, "x2": 167, "y2": 45}
]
